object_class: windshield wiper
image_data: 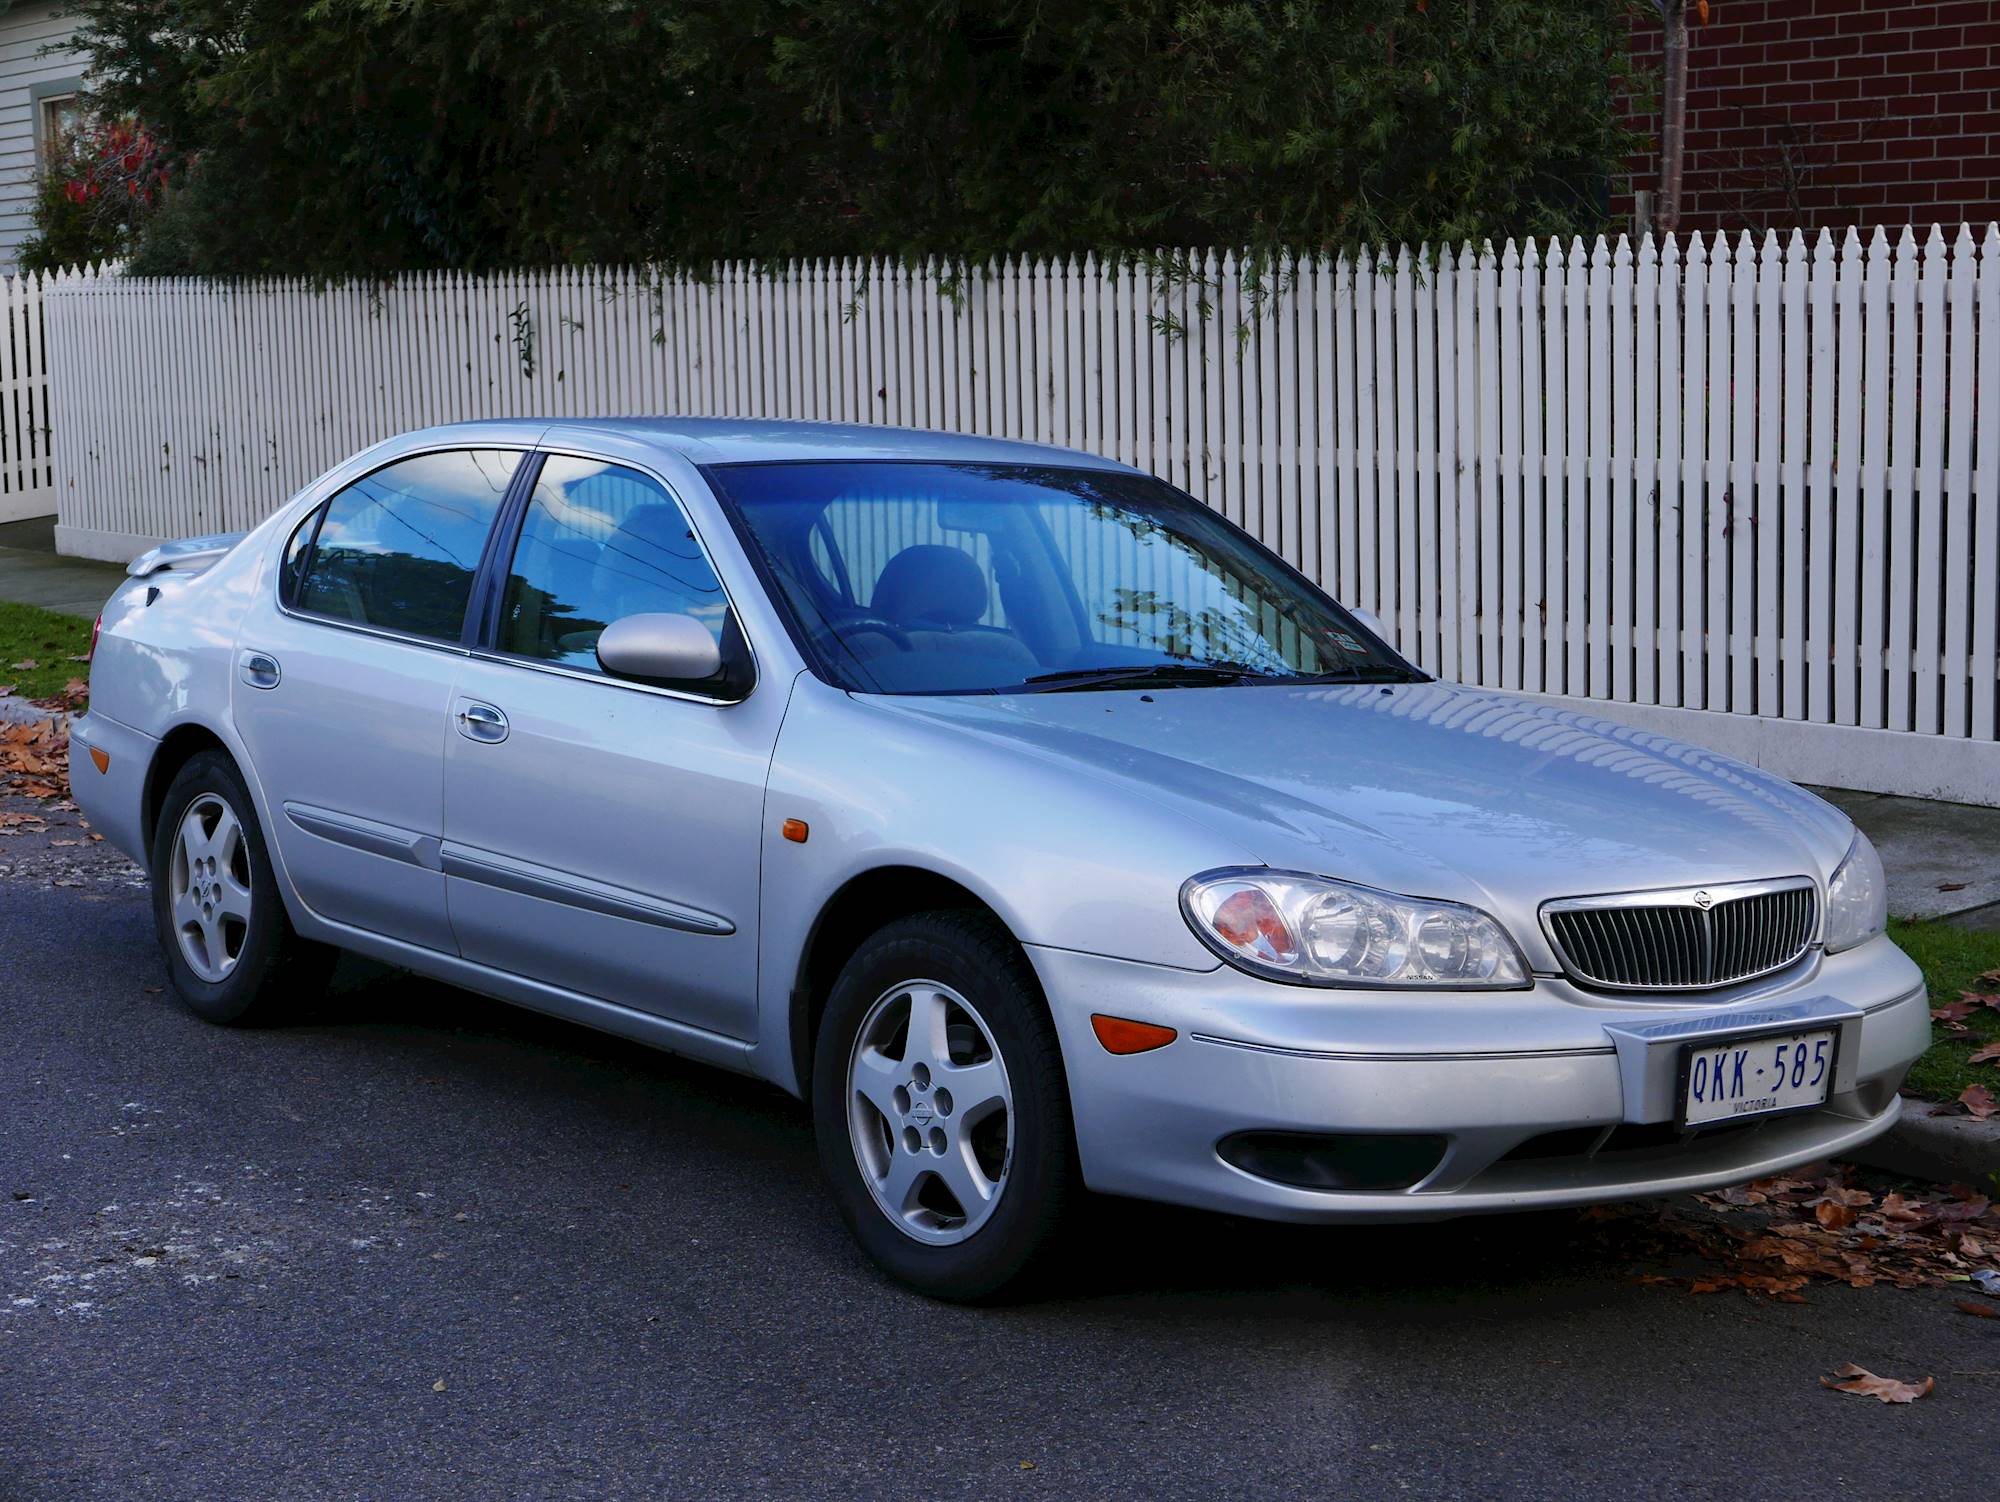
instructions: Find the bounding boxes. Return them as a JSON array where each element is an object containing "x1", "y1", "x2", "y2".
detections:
[
  {"x1": 1012, "y1": 662, "x2": 1279, "y2": 693},
  {"x1": 1276, "y1": 664, "x2": 1429, "y2": 685}
]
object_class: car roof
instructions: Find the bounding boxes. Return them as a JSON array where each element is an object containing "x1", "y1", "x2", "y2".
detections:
[{"x1": 404, "y1": 417, "x2": 1136, "y2": 472}]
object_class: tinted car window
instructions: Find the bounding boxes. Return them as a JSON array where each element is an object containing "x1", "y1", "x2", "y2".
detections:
[
  {"x1": 710, "y1": 461, "x2": 1417, "y2": 695},
  {"x1": 296, "y1": 449, "x2": 519, "y2": 640},
  {"x1": 498, "y1": 455, "x2": 729, "y2": 673}
]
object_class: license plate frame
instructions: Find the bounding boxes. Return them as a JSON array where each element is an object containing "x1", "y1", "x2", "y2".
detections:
[{"x1": 1674, "y1": 1025, "x2": 1840, "y2": 1128}]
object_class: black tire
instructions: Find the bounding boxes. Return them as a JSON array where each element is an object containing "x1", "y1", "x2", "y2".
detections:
[
  {"x1": 148, "y1": 750, "x2": 334, "y2": 1026},
  {"x1": 812, "y1": 910, "x2": 1075, "y2": 1300}
]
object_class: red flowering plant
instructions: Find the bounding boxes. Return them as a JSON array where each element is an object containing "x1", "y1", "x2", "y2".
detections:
[{"x1": 20, "y1": 111, "x2": 169, "y2": 273}]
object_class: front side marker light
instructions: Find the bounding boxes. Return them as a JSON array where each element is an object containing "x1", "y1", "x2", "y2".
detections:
[
  {"x1": 1091, "y1": 1014, "x2": 1178, "y2": 1055},
  {"x1": 89, "y1": 745, "x2": 110, "y2": 775}
]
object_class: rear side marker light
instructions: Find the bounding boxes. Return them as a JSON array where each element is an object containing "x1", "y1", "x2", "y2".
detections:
[
  {"x1": 1090, "y1": 1014, "x2": 1177, "y2": 1055},
  {"x1": 89, "y1": 746, "x2": 110, "y2": 775},
  {"x1": 88, "y1": 612, "x2": 103, "y2": 662}
]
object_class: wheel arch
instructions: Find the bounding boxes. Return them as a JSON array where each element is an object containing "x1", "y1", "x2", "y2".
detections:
[
  {"x1": 142, "y1": 722, "x2": 234, "y2": 852},
  {"x1": 788, "y1": 864, "x2": 1032, "y2": 1104}
]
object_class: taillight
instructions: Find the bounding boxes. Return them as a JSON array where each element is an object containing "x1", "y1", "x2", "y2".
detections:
[{"x1": 88, "y1": 612, "x2": 103, "y2": 662}]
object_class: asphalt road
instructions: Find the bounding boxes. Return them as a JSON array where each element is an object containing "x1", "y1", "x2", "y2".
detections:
[{"x1": 3, "y1": 872, "x2": 1996, "y2": 1500}]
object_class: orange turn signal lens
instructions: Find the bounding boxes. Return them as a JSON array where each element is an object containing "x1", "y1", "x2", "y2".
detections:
[
  {"x1": 88, "y1": 745, "x2": 110, "y2": 775},
  {"x1": 1090, "y1": 1014, "x2": 1177, "y2": 1055},
  {"x1": 781, "y1": 818, "x2": 809, "y2": 843}
]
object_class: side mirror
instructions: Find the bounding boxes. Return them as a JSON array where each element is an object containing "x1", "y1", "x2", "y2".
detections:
[{"x1": 596, "y1": 612, "x2": 724, "y2": 688}]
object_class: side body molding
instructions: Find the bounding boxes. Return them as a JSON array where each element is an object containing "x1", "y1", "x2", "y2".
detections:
[
  {"x1": 438, "y1": 842, "x2": 736, "y2": 937},
  {"x1": 285, "y1": 802, "x2": 443, "y2": 871}
]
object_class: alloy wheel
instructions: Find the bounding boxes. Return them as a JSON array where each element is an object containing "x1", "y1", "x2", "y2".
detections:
[
  {"x1": 169, "y1": 793, "x2": 253, "y2": 983},
  {"x1": 846, "y1": 979, "x2": 1014, "y2": 1245}
]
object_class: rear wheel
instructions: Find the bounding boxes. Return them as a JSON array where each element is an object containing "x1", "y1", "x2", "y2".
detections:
[
  {"x1": 149, "y1": 751, "x2": 332, "y2": 1025},
  {"x1": 813, "y1": 911, "x2": 1075, "y2": 1300}
]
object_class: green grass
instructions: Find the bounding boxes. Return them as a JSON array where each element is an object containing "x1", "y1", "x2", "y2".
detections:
[
  {"x1": 1889, "y1": 917, "x2": 2000, "y2": 1104},
  {"x1": 0, "y1": 599, "x2": 93, "y2": 702}
]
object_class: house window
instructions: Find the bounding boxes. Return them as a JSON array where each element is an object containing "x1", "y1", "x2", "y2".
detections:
[
  {"x1": 30, "y1": 77, "x2": 87, "y2": 176},
  {"x1": 38, "y1": 92, "x2": 80, "y2": 162}
]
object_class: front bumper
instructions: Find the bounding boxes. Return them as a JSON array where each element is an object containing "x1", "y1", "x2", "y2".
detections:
[{"x1": 1028, "y1": 936, "x2": 1928, "y2": 1223}]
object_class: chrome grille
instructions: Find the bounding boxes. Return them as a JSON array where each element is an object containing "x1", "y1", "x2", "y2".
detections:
[{"x1": 1542, "y1": 879, "x2": 1819, "y2": 992}]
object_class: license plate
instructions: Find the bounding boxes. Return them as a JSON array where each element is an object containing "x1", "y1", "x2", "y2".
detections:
[{"x1": 1679, "y1": 1027, "x2": 1836, "y2": 1126}]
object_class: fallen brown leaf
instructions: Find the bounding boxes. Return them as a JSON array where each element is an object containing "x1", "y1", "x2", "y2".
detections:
[
  {"x1": 1968, "y1": 1042, "x2": 2000, "y2": 1066},
  {"x1": 1934, "y1": 1084, "x2": 1999, "y2": 1120},
  {"x1": 9, "y1": 659, "x2": 34, "y2": 671},
  {"x1": 1639, "y1": 1166, "x2": 1999, "y2": 1300},
  {"x1": 1956, "y1": 1300, "x2": 1998, "y2": 1319},
  {"x1": 1937, "y1": 881, "x2": 1968, "y2": 892},
  {"x1": 1819, "y1": 1364, "x2": 1934, "y2": 1403}
]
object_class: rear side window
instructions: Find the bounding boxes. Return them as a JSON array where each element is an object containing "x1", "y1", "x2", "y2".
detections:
[
  {"x1": 497, "y1": 455, "x2": 729, "y2": 672},
  {"x1": 295, "y1": 449, "x2": 520, "y2": 640}
]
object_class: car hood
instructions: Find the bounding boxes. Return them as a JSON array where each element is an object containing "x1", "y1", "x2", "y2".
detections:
[{"x1": 878, "y1": 680, "x2": 1854, "y2": 941}]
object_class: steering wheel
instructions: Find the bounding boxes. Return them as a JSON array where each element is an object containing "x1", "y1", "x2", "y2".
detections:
[{"x1": 810, "y1": 611, "x2": 914, "y2": 656}]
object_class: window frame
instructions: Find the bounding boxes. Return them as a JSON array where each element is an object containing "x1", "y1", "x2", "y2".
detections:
[
  {"x1": 275, "y1": 442, "x2": 538, "y2": 653},
  {"x1": 465, "y1": 445, "x2": 759, "y2": 706},
  {"x1": 31, "y1": 79, "x2": 84, "y2": 179}
]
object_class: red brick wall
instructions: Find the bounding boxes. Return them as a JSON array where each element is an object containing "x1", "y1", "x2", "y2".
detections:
[{"x1": 1615, "y1": 0, "x2": 2000, "y2": 234}]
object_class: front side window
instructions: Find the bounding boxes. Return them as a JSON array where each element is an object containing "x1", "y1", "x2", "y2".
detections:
[
  {"x1": 295, "y1": 449, "x2": 519, "y2": 640},
  {"x1": 497, "y1": 455, "x2": 729, "y2": 673},
  {"x1": 709, "y1": 461, "x2": 1420, "y2": 696}
]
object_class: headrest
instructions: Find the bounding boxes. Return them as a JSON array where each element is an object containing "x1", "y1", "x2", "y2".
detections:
[
  {"x1": 591, "y1": 504, "x2": 698, "y2": 599},
  {"x1": 871, "y1": 545, "x2": 988, "y2": 627}
]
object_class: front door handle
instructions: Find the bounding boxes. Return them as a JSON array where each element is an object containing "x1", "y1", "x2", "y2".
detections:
[
  {"x1": 455, "y1": 700, "x2": 509, "y2": 744},
  {"x1": 238, "y1": 649, "x2": 282, "y2": 689}
]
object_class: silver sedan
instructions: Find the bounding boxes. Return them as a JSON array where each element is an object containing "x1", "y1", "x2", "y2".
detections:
[{"x1": 72, "y1": 419, "x2": 1927, "y2": 1298}]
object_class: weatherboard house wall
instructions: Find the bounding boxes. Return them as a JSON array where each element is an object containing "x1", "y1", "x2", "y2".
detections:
[{"x1": 0, "y1": 0, "x2": 84, "y2": 273}]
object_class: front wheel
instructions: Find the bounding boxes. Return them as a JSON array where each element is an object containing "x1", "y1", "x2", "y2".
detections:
[{"x1": 812, "y1": 912, "x2": 1075, "y2": 1300}]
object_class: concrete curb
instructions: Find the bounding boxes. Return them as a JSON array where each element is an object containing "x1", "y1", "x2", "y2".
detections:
[
  {"x1": 0, "y1": 698, "x2": 65, "y2": 729},
  {"x1": 0, "y1": 698, "x2": 60, "y2": 727},
  {"x1": 1847, "y1": 1103, "x2": 2000, "y2": 1185}
]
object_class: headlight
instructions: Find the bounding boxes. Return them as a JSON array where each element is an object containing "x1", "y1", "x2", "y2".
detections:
[
  {"x1": 1823, "y1": 830, "x2": 1886, "y2": 953},
  {"x1": 1180, "y1": 868, "x2": 1530, "y2": 988}
]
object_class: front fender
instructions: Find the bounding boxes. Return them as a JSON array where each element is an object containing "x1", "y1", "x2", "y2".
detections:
[{"x1": 752, "y1": 677, "x2": 1243, "y2": 1094}]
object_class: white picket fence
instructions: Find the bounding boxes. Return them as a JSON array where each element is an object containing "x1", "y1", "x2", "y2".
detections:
[
  {"x1": 0, "y1": 272, "x2": 55, "y2": 525},
  {"x1": 40, "y1": 228, "x2": 2000, "y2": 803}
]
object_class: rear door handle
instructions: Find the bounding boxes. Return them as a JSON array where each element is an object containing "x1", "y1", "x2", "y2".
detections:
[
  {"x1": 238, "y1": 649, "x2": 282, "y2": 689},
  {"x1": 455, "y1": 700, "x2": 509, "y2": 744}
]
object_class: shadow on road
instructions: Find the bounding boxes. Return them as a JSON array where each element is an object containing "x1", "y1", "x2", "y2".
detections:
[{"x1": 281, "y1": 953, "x2": 1669, "y2": 1314}]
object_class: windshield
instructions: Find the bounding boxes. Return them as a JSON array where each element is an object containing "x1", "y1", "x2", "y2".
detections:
[{"x1": 706, "y1": 460, "x2": 1422, "y2": 695}]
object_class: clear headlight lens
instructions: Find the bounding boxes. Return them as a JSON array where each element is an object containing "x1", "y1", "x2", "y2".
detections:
[
  {"x1": 1181, "y1": 869, "x2": 1529, "y2": 988},
  {"x1": 1823, "y1": 830, "x2": 1886, "y2": 953}
]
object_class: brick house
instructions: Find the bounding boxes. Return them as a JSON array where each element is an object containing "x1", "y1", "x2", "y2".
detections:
[{"x1": 1618, "y1": 0, "x2": 2000, "y2": 234}]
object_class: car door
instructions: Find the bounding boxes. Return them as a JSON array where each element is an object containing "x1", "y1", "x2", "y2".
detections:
[
  {"x1": 234, "y1": 446, "x2": 526, "y2": 952},
  {"x1": 439, "y1": 451, "x2": 781, "y2": 1042}
]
